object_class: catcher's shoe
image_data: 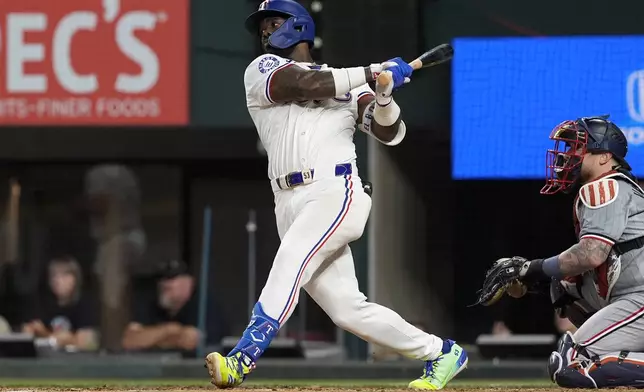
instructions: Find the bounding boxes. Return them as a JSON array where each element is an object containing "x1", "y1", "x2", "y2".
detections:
[
  {"x1": 205, "y1": 352, "x2": 253, "y2": 389},
  {"x1": 408, "y1": 340, "x2": 468, "y2": 390}
]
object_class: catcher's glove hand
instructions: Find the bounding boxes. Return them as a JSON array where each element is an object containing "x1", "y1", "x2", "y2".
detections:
[{"x1": 472, "y1": 256, "x2": 545, "y2": 306}]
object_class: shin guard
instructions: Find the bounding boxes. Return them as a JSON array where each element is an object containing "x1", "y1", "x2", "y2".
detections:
[
  {"x1": 229, "y1": 302, "x2": 280, "y2": 367},
  {"x1": 549, "y1": 332, "x2": 597, "y2": 388},
  {"x1": 585, "y1": 352, "x2": 644, "y2": 388}
]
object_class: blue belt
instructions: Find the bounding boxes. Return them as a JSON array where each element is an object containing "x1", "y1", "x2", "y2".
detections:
[{"x1": 273, "y1": 163, "x2": 352, "y2": 190}]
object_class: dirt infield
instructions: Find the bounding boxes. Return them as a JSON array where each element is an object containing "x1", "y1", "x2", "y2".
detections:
[
  {"x1": 0, "y1": 388, "x2": 561, "y2": 392},
  {"x1": 0, "y1": 379, "x2": 563, "y2": 392}
]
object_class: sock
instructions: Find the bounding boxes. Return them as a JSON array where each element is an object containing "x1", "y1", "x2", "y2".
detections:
[
  {"x1": 228, "y1": 302, "x2": 280, "y2": 368},
  {"x1": 441, "y1": 339, "x2": 453, "y2": 354}
]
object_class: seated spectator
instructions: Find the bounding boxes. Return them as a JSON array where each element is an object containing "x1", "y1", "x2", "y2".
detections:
[
  {"x1": 122, "y1": 260, "x2": 226, "y2": 355},
  {"x1": 22, "y1": 256, "x2": 99, "y2": 351},
  {"x1": 0, "y1": 262, "x2": 29, "y2": 332},
  {"x1": 490, "y1": 312, "x2": 576, "y2": 336},
  {"x1": 0, "y1": 315, "x2": 11, "y2": 334},
  {"x1": 491, "y1": 320, "x2": 512, "y2": 336}
]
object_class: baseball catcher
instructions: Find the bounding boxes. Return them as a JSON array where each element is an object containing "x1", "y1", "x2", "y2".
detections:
[{"x1": 475, "y1": 115, "x2": 644, "y2": 388}]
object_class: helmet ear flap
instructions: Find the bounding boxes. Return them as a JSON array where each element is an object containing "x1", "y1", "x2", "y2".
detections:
[
  {"x1": 267, "y1": 16, "x2": 297, "y2": 49},
  {"x1": 267, "y1": 15, "x2": 315, "y2": 50}
]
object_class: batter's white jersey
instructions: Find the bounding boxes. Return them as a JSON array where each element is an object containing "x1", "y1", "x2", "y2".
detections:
[
  {"x1": 242, "y1": 53, "x2": 444, "y2": 363},
  {"x1": 244, "y1": 53, "x2": 374, "y2": 181}
]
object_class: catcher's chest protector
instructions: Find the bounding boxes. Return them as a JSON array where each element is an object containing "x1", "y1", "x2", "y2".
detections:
[{"x1": 571, "y1": 172, "x2": 644, "y2": 308}]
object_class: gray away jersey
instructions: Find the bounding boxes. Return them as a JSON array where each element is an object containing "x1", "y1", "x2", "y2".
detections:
[{"x1": 574, "y1": 172, "x2": 644, "y2": 308}]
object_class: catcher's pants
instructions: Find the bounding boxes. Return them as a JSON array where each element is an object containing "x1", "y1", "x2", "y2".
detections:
[
  {"x1": 554, "y1": 293, "x2": 644, "y2": 388},
  {"x1": 574, "y1": 293, "x2": 644, "y2": 357},
  {"x1": 257, "y1": 170, "x2": 443, "y2": 360}
]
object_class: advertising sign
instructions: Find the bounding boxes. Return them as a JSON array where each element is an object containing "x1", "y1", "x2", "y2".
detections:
[{"x1": 0, "y1": 0, "x2": 188, "y2": 125}]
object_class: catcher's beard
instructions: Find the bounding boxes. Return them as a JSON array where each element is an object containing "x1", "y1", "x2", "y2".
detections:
[
  {"x1": 554, "y1": 155, "x2": 583, "y2": 194},
  {"x1": 563, "y1": 163, "x2": 582, "y2": 192}
]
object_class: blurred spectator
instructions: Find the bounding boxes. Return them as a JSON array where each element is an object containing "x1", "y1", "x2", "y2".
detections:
[
  {"x1": 491, "y1": 320, "x2": 512, "y2": 336},
  {"x1": 488, "y1": 293, "x2": 559, "y2": 336},
  {"x1": 0, "y1": 315, "x2": 11, "y2": 334},
  {"x1": 0, "y1": 262, "x2": 29, "y2": 331},
  {"x1": 491, "y1": 311, "x2": 576, "y2": 336},
  {"x1": 122, "y1": 260, "x2": 226, "y2": 355},
  {"x1": 84, "y1": 164, "x2": 146, "y2": 351},
  {"x1": 22, "y1": 256, "x2": 99, "y2": 351},
  {"x1": 0, "y1": 178, "x2": 29, "y2": 330}
]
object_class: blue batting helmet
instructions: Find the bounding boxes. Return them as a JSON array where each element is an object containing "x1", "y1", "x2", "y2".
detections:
[{"x1": 245, "y1": 0, "x2": 315, "y2": 50}]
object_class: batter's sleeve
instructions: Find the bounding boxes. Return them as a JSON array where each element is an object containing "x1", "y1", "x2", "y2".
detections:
[
  {"x1": 578, "y1": 179, "x2": 631, "y2": 246},
  {"x1": 353, "y1": 84, "x2": 375, "y2": 105},
  {"x1": 244, "y1": 54, "x2": 294, "y2": 107}
]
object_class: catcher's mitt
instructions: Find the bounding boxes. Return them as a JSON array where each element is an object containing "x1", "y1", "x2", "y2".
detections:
[{"x1": 472, "y1": 256, "x2": 531, "y2": 306}]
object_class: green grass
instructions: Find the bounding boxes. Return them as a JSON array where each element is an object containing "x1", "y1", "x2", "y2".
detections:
[{"x1": 0, "y1": 379, "x2": 553, "y2": 389}]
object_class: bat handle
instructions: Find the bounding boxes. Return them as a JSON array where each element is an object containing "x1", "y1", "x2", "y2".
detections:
[
  {"x1": 376, "y1": 71, "x2": 392, "y2": 87},
  {"x1": 409, "y1": 59, "x2": 422, "y2": 71}
]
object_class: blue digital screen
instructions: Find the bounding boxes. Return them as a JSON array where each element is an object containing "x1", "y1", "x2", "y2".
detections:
[{"x1": 451, "y1": 36, "x2": 644, "y2": 179}]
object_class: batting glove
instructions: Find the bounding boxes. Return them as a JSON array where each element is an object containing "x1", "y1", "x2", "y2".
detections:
[{"x1": 381, "y1": 57, "x2": 413, "y2": 89}]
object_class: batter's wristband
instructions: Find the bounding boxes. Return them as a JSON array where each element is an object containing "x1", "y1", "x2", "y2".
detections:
[
  {"x1": 331, "y1": 67, "x2": 367, "y2": 96},
  {"x1": 374, "y1": 97, "x2": 400, "y2": 127}
]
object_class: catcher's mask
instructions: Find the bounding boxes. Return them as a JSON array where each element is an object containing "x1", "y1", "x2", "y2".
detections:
[{"x1": 540, "y1": 115, "x2": 631, "y2": 195}]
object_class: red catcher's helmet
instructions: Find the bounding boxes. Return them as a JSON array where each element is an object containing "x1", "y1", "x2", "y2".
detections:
[{"x1": 540, "y1": 115, "x2": 631, "y2": 195}]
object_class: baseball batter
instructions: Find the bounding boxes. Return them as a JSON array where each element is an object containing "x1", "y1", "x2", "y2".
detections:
[
  {"x1": 205, "y1": 0, "x2": 467, "y2": 389},
  {"x1": 475, "y1": 115, "x2": 644, "y2": 388}
]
